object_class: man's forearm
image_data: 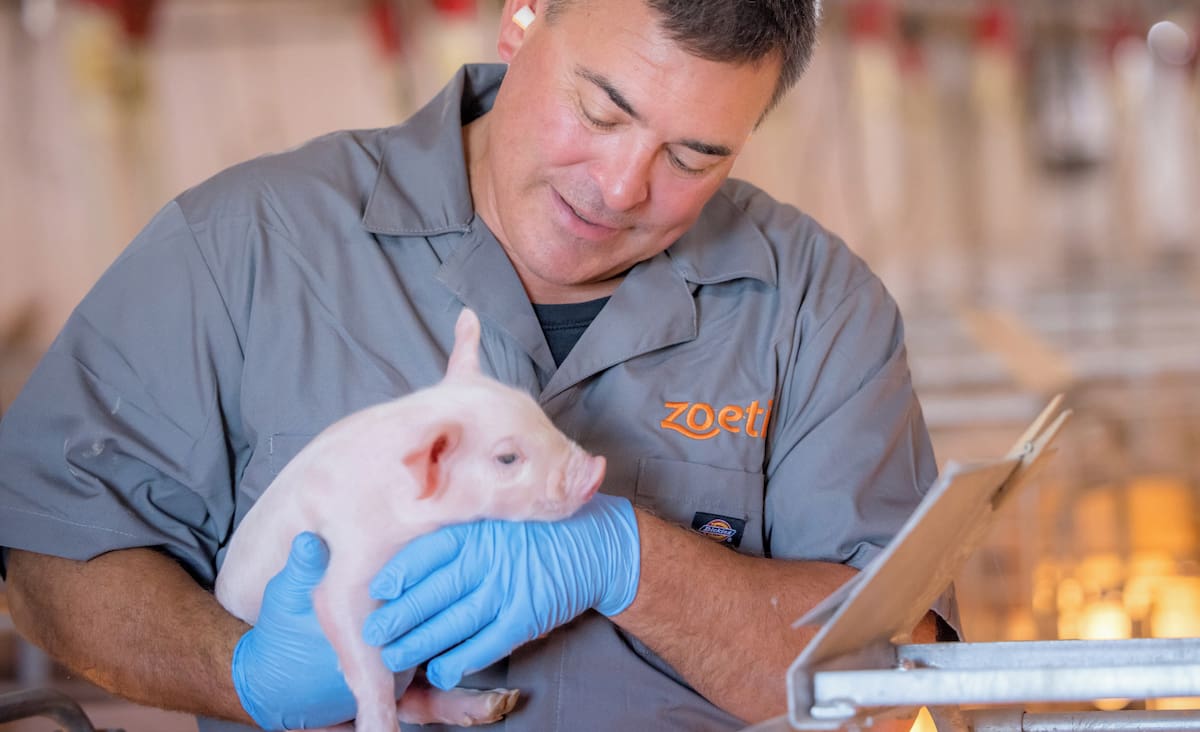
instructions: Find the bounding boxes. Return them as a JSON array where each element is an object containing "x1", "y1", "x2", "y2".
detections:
[
  {"x1": 6, "y1": 548, "x2": 255, "y2": 725},
  {"x1": 611, "y1": 510, "x2": 937, "y2": 723}
]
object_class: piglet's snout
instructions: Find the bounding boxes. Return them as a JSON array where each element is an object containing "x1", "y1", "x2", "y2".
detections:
[{"x1": 561, "y1": 447, "x2": 606, "y2": 503}]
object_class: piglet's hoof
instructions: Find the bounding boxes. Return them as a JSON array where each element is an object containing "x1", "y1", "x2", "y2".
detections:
[
  {"x1": 396, "y1": 684, "x2": 521, "y2": 726},
  {"x1": 458, "y1": 687, "x2": 520, "y2": 726}
]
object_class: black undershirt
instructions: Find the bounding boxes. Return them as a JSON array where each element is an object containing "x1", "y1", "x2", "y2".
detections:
[{"x1": 531, "y1": 297, "x2": 610, "y2": 367}]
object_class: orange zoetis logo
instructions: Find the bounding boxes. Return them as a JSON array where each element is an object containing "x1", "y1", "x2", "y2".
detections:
[{"x1": 660, "y1": 399, "x2": 773, "y2": 440}]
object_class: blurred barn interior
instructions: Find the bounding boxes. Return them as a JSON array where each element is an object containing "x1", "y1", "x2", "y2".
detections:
[{"x1": 1, "y1": 0, "x2": 1198, "y2": 729}]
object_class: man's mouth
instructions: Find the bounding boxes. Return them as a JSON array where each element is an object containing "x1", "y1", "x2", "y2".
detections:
[
  {"x1": 567, "y1": 202, "x2": 599, "y2": 226},
  {"x1": 555, "y1": 190, "x2": 620, "y2": 232}
]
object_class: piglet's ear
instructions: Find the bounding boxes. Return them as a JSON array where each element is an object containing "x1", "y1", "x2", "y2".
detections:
[
  {"x1": 404, "y1": 422, "x2": 463, "y2": 501},
  {"x1": 445, "y1": 308, "x2": 482, "y2": 380}
]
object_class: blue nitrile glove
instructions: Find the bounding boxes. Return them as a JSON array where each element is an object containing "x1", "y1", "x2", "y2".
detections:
[
  {"x1": 363, "y1": 493, "x2": 641, "y2": 690},
  {"x1": 230, "y1": 532, "x2": 357, "y2": 730}
]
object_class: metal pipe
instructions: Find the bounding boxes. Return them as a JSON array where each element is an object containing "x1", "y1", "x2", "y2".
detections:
[
  {"x1": 0, "y1": 688, "x2": 100, "y2": 732},
  {"x1": 971, "y1": 709, "x2": 1200, "y2": 732},
  {"x1": 812, "y1": 663, "x2": 1200, "y2": 708}
]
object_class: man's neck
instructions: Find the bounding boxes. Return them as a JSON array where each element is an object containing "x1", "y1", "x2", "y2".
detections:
[{"x1": 462, "y1": 115, "x2": 624, "y2": 306}]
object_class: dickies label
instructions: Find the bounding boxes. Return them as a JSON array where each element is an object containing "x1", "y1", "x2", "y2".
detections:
[{"x1": 691, "y1": 512, "x2": 746, "y2": 548}]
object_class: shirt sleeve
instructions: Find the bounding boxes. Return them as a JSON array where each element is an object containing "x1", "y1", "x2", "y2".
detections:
[
  {"x1": 764, "y1": 261, "x2": 961, "y2": 637},
  {"x1": 0, "y1": 201, "x2": 245, "y2": 586}
]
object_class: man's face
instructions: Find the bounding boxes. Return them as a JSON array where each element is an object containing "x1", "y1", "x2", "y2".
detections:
[{"x1": 470, "y1": 0, "x2": 781, "y2": 303}]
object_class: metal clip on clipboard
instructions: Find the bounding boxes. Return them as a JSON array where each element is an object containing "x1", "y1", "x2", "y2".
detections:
[{"x1": 743, "y1": 396, "x2": 1200, "y2": 732}]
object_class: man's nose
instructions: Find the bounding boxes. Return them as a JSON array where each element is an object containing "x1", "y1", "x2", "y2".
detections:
[{"x1": 591, "y1": 140, "x2": 653, "y2": 212}]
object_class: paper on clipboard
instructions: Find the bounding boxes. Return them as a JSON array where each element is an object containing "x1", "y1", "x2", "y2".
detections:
[{"x1": 790, "y1": 396, "x2": 1070, "y2": 668}]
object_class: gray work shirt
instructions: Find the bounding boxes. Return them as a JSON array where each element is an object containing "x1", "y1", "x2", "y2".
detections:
[{"x1": 0, "y1": 64, "x2": 953, "y2": 731}]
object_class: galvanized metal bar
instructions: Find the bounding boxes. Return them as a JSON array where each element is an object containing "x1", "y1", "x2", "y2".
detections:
[
  {"x1": 811, "y1": 663, "x2": 1200, "y2": 709},
  {"x1": 969, "y1": 709, "x2": 1200, "y2": 732},
  {"x1": 897, "y1": 638, "x2": 1200, "y2": 670}
]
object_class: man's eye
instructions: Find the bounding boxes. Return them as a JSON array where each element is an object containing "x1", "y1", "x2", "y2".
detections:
[
  {"x1": 668, "y1": 151, "x2": 705, "y2": 175},
  {"x1": 579, "y1": 102, "x2": 616, "y2": 130},
  {"x1": 497, "y1": 453, "x2": 519, "y2": 465}
]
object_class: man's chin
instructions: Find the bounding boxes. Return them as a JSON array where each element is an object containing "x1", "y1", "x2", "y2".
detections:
[{"x1": 522, "y1": 267, "x2": 625, "y2": 304}]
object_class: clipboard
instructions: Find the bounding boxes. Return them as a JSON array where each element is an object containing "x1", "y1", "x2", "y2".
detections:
[{"x1": 786, "y1": 395, "x2": 1071, "y2": 729}]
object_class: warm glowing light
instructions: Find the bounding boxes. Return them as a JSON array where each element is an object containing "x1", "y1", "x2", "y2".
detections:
[
  {"x1": 1152, "y1": 697, "x2": 1200, "y2": 711},
  {"x1": 1041, "y1": 477, "x2": 1198, "y2": 714},
  {"x1": 1125, "y1": 551, "x2": 1178, "y2": 619},
  {"x1": 1077, "y1": 598, "x2": 1135, "y2": 712},
  {"x1": 1074, "y1": 485, "x2": 1121, "y2": 556},
  {"x1": 1004, "y1": 609, "x2": 1037, "y2": 641},
  {"x1": 1057, "y1": 577, "x2": 1084, "y2": 611},
  {"x1": 908, "y1": 706, "x2": 937, "y2": 732},
  {"x1": 1125, "y1": 576, "x2": 1156, "y2": 620},
  {"x1": 1077, "y1": 598, "x2": 1133, "y2": 711},
  {"x1": 1032, "y1": 560, "x2": 1059, "y2": 614},
  {"x1": 1078, "y1": 599, "x2": 1132, "y2": 640},
  {"x1": 1129, "y1": 552, "x2": 1177, "y2": 578},
  {"x1": 1076, "y1": 553, "x2": 1124, "y2": 593},
  {"x1": 1128, "y1": 476, "x2": 1197, "y2": 555},
  {"x1": 1056, "y1": 612, "x2": 1078, "y2": 641},
  {"x1": 1150, "y1": 577, "x2": 1200, "y2": 638}
]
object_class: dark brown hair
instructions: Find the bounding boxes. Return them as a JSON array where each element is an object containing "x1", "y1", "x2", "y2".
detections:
[{"x1": 543, "y1": 0, "x2": 821, "y2": 114}]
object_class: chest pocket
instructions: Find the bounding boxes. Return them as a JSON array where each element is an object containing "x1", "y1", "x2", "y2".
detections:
[
  {"x1": 265, "y1": 433, "x2": 317, "y2": 478},
  {"x1": 219, "y1": 432, "x2": 317, "y2": 571},
  {"x1": 634, "y1": 457, "x2": 766, "y2": 557},
  {"x1": 231, "y1": 433, "x2": 316, "y2": 530}
]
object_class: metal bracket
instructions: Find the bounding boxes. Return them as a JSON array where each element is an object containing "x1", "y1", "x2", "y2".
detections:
[
  {"x1": 0, "y1": 687, "x2": 124, "y2": 732},
  {"x1": 804, "y1": 638, "x2": 1200, "y2": 725}
]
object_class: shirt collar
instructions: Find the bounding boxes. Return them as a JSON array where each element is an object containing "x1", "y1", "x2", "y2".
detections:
[
  {"x1": 362, "y1": 63, "x2": 777, "y2": 288},
  {"x1": 667, "y1": 185, "x2": 779, "y2": 287},
  {"x1": 362, "y1": 64, "x2": 502, "y2": 236}
]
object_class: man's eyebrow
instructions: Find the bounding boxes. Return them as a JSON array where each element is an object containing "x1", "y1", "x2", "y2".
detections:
[
  {"x1": 575, "y1": 66, "x2": 733, "y2": 158},
  {"x1": 678, "y1": 138, "x2": 732, "y2": 157},
  {"x1": 577, "y1": 66, "x2": 640, "y2": 120}
]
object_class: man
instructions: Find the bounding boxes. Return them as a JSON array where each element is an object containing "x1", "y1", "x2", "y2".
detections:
[{"x1": 0, "y1": 0, "x2": 956, "y2": 730}]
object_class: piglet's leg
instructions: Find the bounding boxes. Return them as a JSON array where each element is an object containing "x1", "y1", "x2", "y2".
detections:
[
  {"x1": 395, "y1": 677, "x2": 520, "y2": 727},
  {"x1": 311, "y1": 562, "x2": 400, "y2": 732}
]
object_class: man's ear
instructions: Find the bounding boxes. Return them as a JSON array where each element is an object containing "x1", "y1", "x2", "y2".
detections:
[
  {"x1": 403, "y1": 422, "x2": 463, "y2": 501},
  {"x1": 498, "y1": 0, "x2": 539, "y2": 61}
]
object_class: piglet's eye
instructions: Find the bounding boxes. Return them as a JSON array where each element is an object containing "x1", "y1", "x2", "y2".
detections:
[{"x1": 496, "y1": 453, "x2": 519, "y2": 465}]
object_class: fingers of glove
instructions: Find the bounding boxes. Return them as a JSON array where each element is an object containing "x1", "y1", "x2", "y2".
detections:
[
  {"x1": 378, "y1": 587, "x2": 498, "y2": 673},
  {"x1": 262, "y1": 532, "x2": 330, "y2": 617},
  {"x1": 365, "y1": 553, "x2": 488, "y2": 646},
  {"x1": 424, "y1": 620, "x2": 531, "y2": 691},
  {"x1": 370, "y1": 525, "x2": 471, "y2": 600}
]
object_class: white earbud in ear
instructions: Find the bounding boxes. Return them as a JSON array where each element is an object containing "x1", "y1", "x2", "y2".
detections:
[{"x1": 513, "y1": 6, "x2": 535, "y2": 30}]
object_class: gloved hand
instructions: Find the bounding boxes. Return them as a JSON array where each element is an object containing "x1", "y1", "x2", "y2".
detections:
[
  {"x1": 363, "y1": 493, "x2": 641, "y2": 690},
  {"x1": 230, "y1": 532, "x2": 356, "y2": 730}
]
